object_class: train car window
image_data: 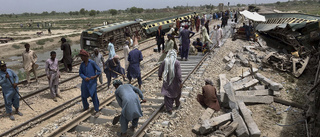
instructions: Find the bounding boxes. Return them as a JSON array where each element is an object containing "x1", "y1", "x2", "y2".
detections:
[
  {"x1": 162, "y1": 22, "x2": 165, "y2": 24},
  {"x1": 152, "y1": 24, "x2": 155, "y2": 27},
  {"x1": 167, "y1": 21, "x2": 170, "y2": 23},
  {"x1": 149, "y1": 25, "x2": 152, "y2": 28}
]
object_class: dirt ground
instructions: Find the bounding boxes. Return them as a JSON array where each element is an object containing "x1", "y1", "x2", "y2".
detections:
[{"x1": 0, "y1": 29, "x2": 81, "y2": 60}]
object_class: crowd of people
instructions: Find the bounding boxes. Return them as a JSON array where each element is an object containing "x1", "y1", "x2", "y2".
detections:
[{"x1": 0, "y1": 10, "x2": 244, "y2": 136}]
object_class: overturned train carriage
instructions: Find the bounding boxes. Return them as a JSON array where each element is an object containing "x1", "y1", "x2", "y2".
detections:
[
  {"x1": 255, "y1": 13, "x2": 320, "y2": 77},
  {"x1": 80, "y1": 20, "x2": 143, "y2": 51},
  {"x1": 142, "y1": 12, "x2": 195, "y2": 37}
]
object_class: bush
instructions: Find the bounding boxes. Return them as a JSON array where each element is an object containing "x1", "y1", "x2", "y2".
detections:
[
  {"x1": 17, "y1": 70, "x2": 26, "y2": 80},
  {"x1": 36, "y1": 38, "x2": 54, "y2": 45},
  {"x1": 12, "y1": 44, "x2": 20, "y2": 49}
]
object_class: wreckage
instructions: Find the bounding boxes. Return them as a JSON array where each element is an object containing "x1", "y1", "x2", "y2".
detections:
[{"x1": 255, "y1": 13, "x2": 320, "y2": 77}]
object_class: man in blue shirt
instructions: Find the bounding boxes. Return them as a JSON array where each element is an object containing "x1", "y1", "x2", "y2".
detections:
[
  {"x1": 113, "y1": 80, "x2": 146, "y2": 136},
  {"x1": 79, "y1": 49, "x2": 101, "y2": 117},
  {"x1": 0, "y1": 61, "x2": 23, "y2": 120}
]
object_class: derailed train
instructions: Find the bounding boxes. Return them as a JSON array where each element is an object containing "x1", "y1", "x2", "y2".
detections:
[
  {"x1": 80, "y1": 12, "x2": 196, "y2": 51},
  {"x1": 255, "y1": 13, "x2": 320, "y2": 77}
]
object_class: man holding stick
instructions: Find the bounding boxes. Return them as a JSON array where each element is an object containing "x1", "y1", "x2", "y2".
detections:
[{"x1": 0, "y1": 61, "x2": 23, "y2": 120}]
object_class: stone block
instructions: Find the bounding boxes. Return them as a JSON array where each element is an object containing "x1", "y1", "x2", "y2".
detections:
[
  {"x1": 253, "y1": 85, "x2": 265, "y2": 90},
  {"x1": 235, "y1": 96, "x2": 274, "y2": 104},
  {"x1": 145, "y1": 131, "x2": 164, "y2": 137},
  {"x1": 232, "y1": 109, "x2": 249, "y2": 137},
  {"x1": 184, "y1": 87, "x2": 193, "y2": 92},
  {"x1": 161, "y1": 121, "x2": 170, "y2": 127},
  {"x1": 236, "y1": 53, "x2": 249, "y2": 67},
  {"x1": 230, "y1": 77, "x2": 241, "y2": 83},
  {"x1": 224, "y1": 82, "x2": 238, "y2": 110},
  {"x1": 235, "y1": 89, "x2": 269, "y2": 96},
  {"x1": 101, "y1": 108, "x2": 117, "y2": 116},
  {"x1": 199, "y1": 112, "x2": 232, "y2": 134},
  {"x1": 225, "y1": 57, "x2": 236, "y2": 71},
  {"x1": 244, "y1": 46, "x2": 255, "y2": 54},
  {"x1": 233, "y1": 79, "x2": 259, "y2": 91},
  {"x1": 255, "y1": 73, "x2": 283, "y2": 91},
  {"x1": 181, "y1": 92, "x2": 190, "y2": 97},
  {"x1": 219, "y1": 74, "x2": 229, "y2": 104},
  {"x1": 238, "y1": 101, "x2": 261, "y2": 137},
  {"x1": 228, "y1": 52, "x2": 234, "y2": 58},
  {"x1": 223, "y1": 56, "x2": 231, "y2": 63}
]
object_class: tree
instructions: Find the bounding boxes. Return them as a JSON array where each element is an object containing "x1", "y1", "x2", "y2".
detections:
[
  {"x1": 50, "y1": 11, "x2": 56, "y2": 15},
  {"x1": 237, "y1": 4, "x2": 241, "y2": 7},
  {"x1": 80, "y1": 8, "x2": 86, "y2": 15},
  {"x1": 276, "y1": 1, "x2": 281, "y2": 5},
  {"x1": 130, "y1": 6, "x2": 138, "y2": 13},
  {"x1": 89, "y1": 10, "x2": 96, "y2": 16},
  {"x1": 109, "y1": 9, "x2": 118, "y2": 16},
  {"x1": 69, "y1": 11, "x2": 74, "y2": 16},
  {"x1": 42, "y1": 11, "x2": 49, "y2": 16},
  {"x1": 96, "y1": 10, "x2": 100, "y2": 15}
]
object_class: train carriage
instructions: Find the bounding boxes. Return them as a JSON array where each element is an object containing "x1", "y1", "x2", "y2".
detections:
[
  {"x1": 80, "y1": 12, "x2": 196, "y2": 52},
  {"x1": 141, "y1": 12, "x2": 195, "y2": 37},
  {"x1": 80, "y1": 20, "x2": 143, "y2": 51}
]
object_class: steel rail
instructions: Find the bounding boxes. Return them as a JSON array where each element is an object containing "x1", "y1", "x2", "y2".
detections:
[
  {"x1": 0, "y1": 82, "x2": 109, "y2": 137},
  {"x1": 0, "y1": 39, "x2": 157, "y2": 109},
  {"x1": 0, "y1": 37, "x2": 156, "y2": 91},
  {"x1": 45, "y1": 65, "x2": 160, "y2": 137},
  {"x1": 132, "y1": 45, "x2": 214, "y2": 137}
]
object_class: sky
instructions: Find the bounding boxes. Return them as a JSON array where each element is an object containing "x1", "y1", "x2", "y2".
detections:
[{"x1": 1, "y1": 0, "x2": 289, "y2": 14}]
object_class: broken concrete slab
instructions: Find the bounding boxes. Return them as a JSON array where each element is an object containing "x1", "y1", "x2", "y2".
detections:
[
  {"x1": 220, "y1": 122, "x2": 239, "y2": 137},
  {"x1": 230, "y1": 77, "x2": 242, "y2": 83},
  {"x1": 253, "y1": 85, "x2": 266, "y2": 90},
  {"x1": 199, "y1": 112, "x2": 232, "y2": 135},
  {"x1": 255, "y1": 73, "x2": 283, "y2": 91},
  {"x1": 235, "y1": 96, "x2": 274, "y2": 104},
  {"x1": 219, "y1": 74, "x2": 229, "y2": 104},
  {"x1": 238, "y1": 101, "x2": 261, "y2": 137},
  {"x1": 225, "y1": 57, "x2": 236, "y2": 71},
  {"x1": 223, "y1": 56, "x2": 231, "y2": 63},
  {"x1": 224, "y1": 82, "x2": 238, "y2": 110},
  {"x1": 235, "y1": 89, "x2": 269, "y2": 96},
  {"x1": 232, "y1": 109, "x2": 249, "y2": 137},
  {"x1": 234, "y1": 79, "x2": 259, "y2": 91},
  {"x1": 228, "y1": 52, "x2": 234, "y2": 58},
  {"x1": 244, "y1": 46, "x2": 256, "y2": 54},
  {"x1": 236, "y1": 53, "x2": 250, "y2": 67}
]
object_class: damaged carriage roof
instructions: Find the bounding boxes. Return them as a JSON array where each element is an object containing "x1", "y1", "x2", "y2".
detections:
[{"x1": 256, "y1": 13, "x2": 320, "y2": 32}]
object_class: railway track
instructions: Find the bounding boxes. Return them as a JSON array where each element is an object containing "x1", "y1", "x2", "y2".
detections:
[
  {"x1": 0, "y1": 37, "x2": 157, "y2": 110},
  {"x1": 0, "y1": 21, "x2": 226, "y2": 136},
  {"x1": 42, "y1": 25, "x2": 230, "y2": 137}
]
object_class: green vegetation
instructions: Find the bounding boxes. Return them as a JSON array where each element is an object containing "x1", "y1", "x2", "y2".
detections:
[
  {"x1": 12, "y1": 44, "x2": 21, "y2": 49},
  {"x1": 36, "y1": 38, "x2": 54, "y2": 45},
  {"x1": 72, "y1": 49, "x2": 80, "y2": 58},
  {"x1": 17, "y1": 70, "x2": 26, "y2": 80},
  {"x1": 32, "y1": 46, "x2": 44, "y2": 50}
]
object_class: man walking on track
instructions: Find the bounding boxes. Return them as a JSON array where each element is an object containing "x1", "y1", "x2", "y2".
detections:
[
  {"x1": 127, "y1": 45, "x2": 143, "y2": 89},
  {"x1": 158, "y1": 50, "x2": 182, "y2": 115},
  {"x1": 79, "y1": 49, "x2": 101, "y2": 117},
  {"x1": 22, "y1": 43, "x2": 38, "y2": 85},
  {"x1": 0, "y1": 61, "x2": 23, "y2": 120},
  {"x1": 61, "y1": 37, "x2": 73, "y2": 72},
  {"x1": 45, "y1": 51, "x2": 61, "y2": 102},
  {"x1": 91, "y1": 48, "x2": 105, "y2": 84},
  {"x1": 176, "y1": 25, "x2": 195, "y2": 61}
]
